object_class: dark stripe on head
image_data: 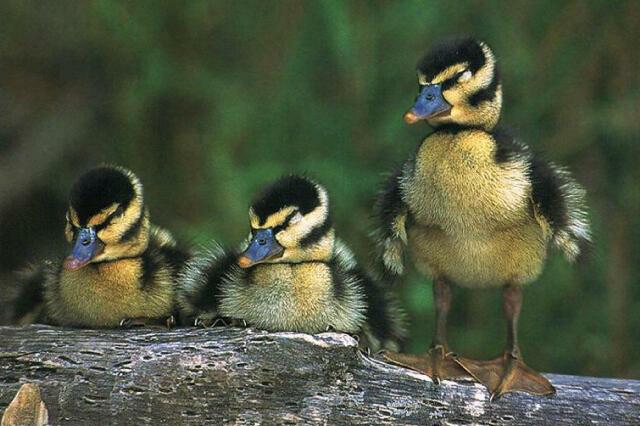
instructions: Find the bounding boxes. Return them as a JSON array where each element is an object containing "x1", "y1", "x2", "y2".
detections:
[
  {"x1": 417, "y1": 37, "x2": 486, "y2": 81},
  {"x1": 299, "y1": 216, "x2": 333, "y2": 248},
  {"x1": 118, "y1": 207, "x2": 146, "y2": 243},
  {"x1": 251, "y1": 175, "x2": 320, "y2": 225},
  {"x1": 272, "y1": 210, "x2": 298, "y2": 235},
  {"x1": 70, "y1": 166, "x2": 137, "y2": 225},
  {"x1": 468, "y1": 68, "x2": 500, "y2": 107},
  {"x1": 440, "y1": 74, "x2": 459, "y2": 91},
  {"x1": 94, "y1": 205, "x2": 125, "y2": 232}
]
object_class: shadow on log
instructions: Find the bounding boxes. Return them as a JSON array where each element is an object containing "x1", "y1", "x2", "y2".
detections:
[{"x1": 0, "y1": 326, "x2": 639, "y2": 425}]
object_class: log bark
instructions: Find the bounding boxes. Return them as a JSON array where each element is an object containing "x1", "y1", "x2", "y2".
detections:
[{"x1": 0, "y1": 326, "x2": 638, "y2": 425}]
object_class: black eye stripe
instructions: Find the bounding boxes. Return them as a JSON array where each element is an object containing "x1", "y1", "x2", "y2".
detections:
[
  {"x1": 118, "y1": 206, "x2": 145, "y2": 243},
  {"x1": 94, "y1": 206, "x2": 125, "y2": 231},
  {"x1": 280, "y1": 211, "x2": 299, "y2": 231},
  {"x1": 441, "y1": 75, "x2": 458, "y2": 90},
  {"x1": 259, "y1": 210, "x2": 299, "y2": 235},
  {"x1": 439, "y1": 70, "x2": 469, "y2": 91}
]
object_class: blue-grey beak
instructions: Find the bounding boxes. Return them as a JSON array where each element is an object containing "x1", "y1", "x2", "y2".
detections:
[
  {"x1": 404, "y1": 84, "x2": 451, "y2": 124},
  {"x1": 237, "y1": 228, "x2": 284, "y2": 268},
  {"x1": 63, "y1": 227, "x2": 103, "y2": 271}
]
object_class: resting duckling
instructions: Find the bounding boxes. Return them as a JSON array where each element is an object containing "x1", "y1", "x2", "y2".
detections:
[
  {"x1": 12, "y1": 165, "x2": 190, "y2": 328},
  {"x1": 178, "y1": 175, "x2": 405, "y2": 351},
  {"x1": 375, "y1": 37, "x2": 590, "y2": 399}
]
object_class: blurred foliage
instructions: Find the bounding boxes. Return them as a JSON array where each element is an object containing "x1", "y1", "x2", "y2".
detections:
[{"x1": 1, "y1": 0, "x2": 638, "y2": 378}]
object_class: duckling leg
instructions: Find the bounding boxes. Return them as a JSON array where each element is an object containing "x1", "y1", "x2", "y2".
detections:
[
  {"x1": 119, "y1": 316, "x2": 175, "y2": 329},
  {"x1": 455, "y1": 285, "x2": 556, "y2": 400},
  {"x1": 165, "y1": 315, "x2": 176, "y2": 328},
  {"x1": 382, "y1": 278, "x2": 472, "y2": 382},
  {"x1": 194, "y1": 317, "x2": 232, "y2": 328}
]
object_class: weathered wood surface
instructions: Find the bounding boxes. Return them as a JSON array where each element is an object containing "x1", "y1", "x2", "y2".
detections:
[{"x1": 0, "y1": 326, "x2": 638, "y2": 425}]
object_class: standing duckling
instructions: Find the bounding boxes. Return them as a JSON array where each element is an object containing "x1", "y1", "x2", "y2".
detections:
[
  {"x1": 12, "y1": 165, "x2": 190, "y2": 328},
  {"x1": 178, "y1": 175, "x2": 405, "y2": 351},
  {"x1": 375, "y1": 37, "x2": 590, "y2": 399}
]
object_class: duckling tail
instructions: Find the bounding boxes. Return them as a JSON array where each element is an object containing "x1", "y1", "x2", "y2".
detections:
[
  {"x1": 12, "y1": 261, "x2": 53, "y2": 325},
  {"x1": 357, "y1": 269, "x2": 408, "y2": 353}
]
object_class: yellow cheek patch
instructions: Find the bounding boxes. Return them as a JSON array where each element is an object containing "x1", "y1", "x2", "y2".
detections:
[
  {"x1": 275, "y1": 228, "x2": 296, "y2": 247},
  {"x1": 97, "y1": 225, "x2": 120, "y2": 244},
  {"x1": 87, "y1": 203, "x2": 119, "y2": 227},
  {"x1": 94, "y1": 217, "x2": 150, "y2": 261},
  {"x1": 443, "y1": 85, "x2": 466, "y2": 106}
]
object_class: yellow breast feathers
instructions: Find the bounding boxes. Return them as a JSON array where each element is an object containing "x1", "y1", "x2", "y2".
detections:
[{"x1": 404, "y1": 129, "x2": 531, "y2": 234}]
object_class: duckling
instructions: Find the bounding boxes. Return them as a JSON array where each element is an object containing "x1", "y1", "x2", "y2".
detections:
[
  {"x1": 12, "y1": 165, "x2": 190, "y2": 328},
  {"x1": 375, "y1": 37, "x2": 590, "y2": 399},
  {"x1": 178, "y1": 175, "x2": 405, "y2": 351}
]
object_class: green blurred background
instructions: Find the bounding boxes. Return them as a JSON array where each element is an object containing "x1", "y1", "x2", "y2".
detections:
[{"x1": 1, "y1": 0, "x2": 638, "y2": 379}]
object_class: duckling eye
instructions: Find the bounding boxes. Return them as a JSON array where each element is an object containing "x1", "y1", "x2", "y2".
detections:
[
  {"x1": 289, "y1": 211, "x2": 303, "y2": 225},
  {"x1": 458, "y1": 70, "x2": 472, "y2": 83},
  {"x1": 114, "y1": 206, "x2": 124, "y2": 217}
]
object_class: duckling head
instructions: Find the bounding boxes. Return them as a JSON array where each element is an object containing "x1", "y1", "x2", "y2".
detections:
[
  {"x1": 405, "y1": 37, "x2": 502, "y2": 130},
  {"x1": 238, "y1": 175, "x2": 334, "y2": 268},
  {"x1": 63, "y1": 165, "x2": 150, "y2": 270}
]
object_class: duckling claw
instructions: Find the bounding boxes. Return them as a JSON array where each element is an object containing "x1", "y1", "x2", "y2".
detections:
[
  {"x1": 381, "y1": 347, "x2": 474, "y2": 383},
  {"x1": 455, "y1": 352, "x2": 556, "y2": 400}
]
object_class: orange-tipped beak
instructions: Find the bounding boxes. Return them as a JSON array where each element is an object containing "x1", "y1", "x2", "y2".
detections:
[
  {"x1": 237, "y1": 255, "x2": 254, "y2": 269},
  {"x1": 404, "y1": 111, "x2": 420, "y2": 124}
]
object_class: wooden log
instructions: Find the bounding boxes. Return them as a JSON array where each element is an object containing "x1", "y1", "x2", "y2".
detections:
[{"x1": 0, "y1": 325, "x2": 638, "y2": 425}]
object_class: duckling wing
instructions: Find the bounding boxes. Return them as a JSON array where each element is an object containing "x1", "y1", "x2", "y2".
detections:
[
  {"x1": 373, "y1": 166, "x2": 410, "y2": 277},
  {"x1": 492, "y1": 128, "x2": 591, "y2": 261},
  {"x1": 528, "y1": 157, "x2": 591, "y2": 261},
  {"x1": 176, "y1": 243, "x2": 240, "y2": 326},
  {"x1": 333, "y1": 240, "x2": 406, "y2": 352},
  {"x1": 148, "y1": 226, "x2": 192, "y2": 278}
]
